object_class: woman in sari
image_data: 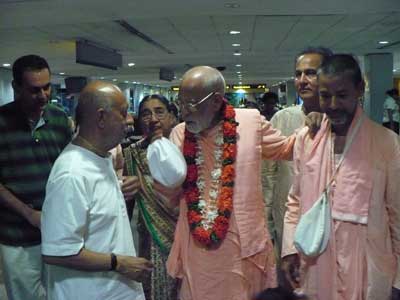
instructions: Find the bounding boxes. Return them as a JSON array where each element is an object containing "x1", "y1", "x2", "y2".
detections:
[{"x1": 124, "y1": 94, "x2": 179, "y2": 300}]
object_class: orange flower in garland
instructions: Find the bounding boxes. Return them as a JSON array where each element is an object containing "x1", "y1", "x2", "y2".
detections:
[{"x1": 183, "y1": 102, "x2": 238, "y2": 247}]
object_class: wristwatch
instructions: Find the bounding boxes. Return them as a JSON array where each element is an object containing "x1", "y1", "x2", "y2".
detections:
[{"x1": 110, "y1": 253, "x2": 117, "y2": 271}]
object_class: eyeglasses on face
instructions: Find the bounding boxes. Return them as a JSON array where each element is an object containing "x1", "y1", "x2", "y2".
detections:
[
  {"x1": 179, "y1": 91, "x2": 217, "y2": 113},
  {"x1": 140, "y1": 108, "x2": 167, "y2": 121}
]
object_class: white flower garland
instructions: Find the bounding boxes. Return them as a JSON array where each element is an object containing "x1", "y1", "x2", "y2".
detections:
[{"x1": 194, "y1": 126, "x2": 224, "y2": 230}]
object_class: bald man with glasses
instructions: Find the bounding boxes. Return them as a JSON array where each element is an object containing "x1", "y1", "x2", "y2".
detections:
[{"x1": 162, "y1": 66, "x2": 297, "y2": 300}]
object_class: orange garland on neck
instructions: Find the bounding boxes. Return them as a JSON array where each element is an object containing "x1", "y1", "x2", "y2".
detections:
[{"x1": 182, "y1": 103, "x2": 238, "y2": 247}]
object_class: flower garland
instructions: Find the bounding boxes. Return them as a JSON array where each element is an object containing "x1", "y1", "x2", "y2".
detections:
[{"x1": 182, "y1": 103, "x2": 238, "y2": 247}]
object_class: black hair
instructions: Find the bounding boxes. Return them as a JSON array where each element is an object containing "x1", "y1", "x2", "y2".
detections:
[
  {"x1": 318, "y1": 54, "x2": 363, "y2": 86},
  {"x1": 295, "y1": 46, "x2": 333, "y2": 66},
  {"x1": 253, "y1": 287, "x2": 302, "y2": 300},
  {"x1": 261, "y1": 92, "x2": 279, "y2": 104},
  {"x1": 12, "y1": 55, "x2": 50, "y2": 86},
  {"x1": 168, "y1": 102, "x2": 179, "y2": 119},
  {"x1": 138, "y1": 94, "x2": 170, "y2": 119},
  {"x1": 386, "y1": 88, "x2": 399, "y2": 97}
]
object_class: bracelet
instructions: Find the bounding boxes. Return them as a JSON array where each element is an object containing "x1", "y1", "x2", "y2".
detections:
[{"x1": 110, "y1": 253, "x2": 117, "y2": 271}]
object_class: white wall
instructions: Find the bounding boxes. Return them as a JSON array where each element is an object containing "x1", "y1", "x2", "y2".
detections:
[{"x1": 0, "y1": 68, "x2": 13, "y2": 106}]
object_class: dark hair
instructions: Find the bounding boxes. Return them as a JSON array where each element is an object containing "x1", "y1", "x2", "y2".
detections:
[
  {"x1": 386, "y1": 88, "x2": 399, "y2": 97},
  {"x1": 138, "y1": 94, "x2": 170, "y2": 118},
  {"x1": 168, "y1": 102, "x2": 179, "y2": 119},
  {"x1": 261, "y1": 92, "x2": 279, "y2": 104},
  {"x1": 12, "y1": 55, "x2": 50, "y2": 86},
  {"x1": 295, "y1": 46, "x2": 333, "y2": 66},
  {"x1": 253, "y1": 287, "x2": 300, "y2": 300},
  {"x1": 318, "y1": 54, "x2": 363, "y2": 86}
]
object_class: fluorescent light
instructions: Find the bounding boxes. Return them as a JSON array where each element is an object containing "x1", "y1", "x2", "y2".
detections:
[
  {"x1": 233, "y1": 52, "x2": 242, "y2": 56},
  {"x1": 100, "y1": 77, "x2": 105, "y2": 79},
  {"x1": 236, "y1": 71, "x2": 241, "y2": 74},
  {"x1": 225, "y1": 3, "x2": 240, "y2": 8},
  {"x1": 2, "y1": 63, "x2": 11, "y2": 67},
  {"x1": 235, "y1": 64, "x2": 242, "y2": 67},
  {"x1": 59, "y1": 72, "x2": 65, "y2": 75},
  {"x1": 128, "y1": 63, "x2": 135, "y2": 67},
  {"x1": 394, "y1": 69, "x2": 397, "y2": 72},
  {"x1": 113, "y1": 79, "x2": 117, "y2": 82},
  {"x1": 239, "y1": 81, "x2": 242, "y2": 84},
  {"x1": 379, "y1": 41, "x2": 389, "y2": 44},
  {"x1": 132, "y1": 81, "x2": 137, "y2": 84},
  {"x1": 229, "y1": 30, "x2": 240, "y2": 35},
  {"x1": 124, "y1": 80, "x2": 129, "y2": 83},
  {"x1": 232, "y1": 43, "x2": 241, "y2": 47}
]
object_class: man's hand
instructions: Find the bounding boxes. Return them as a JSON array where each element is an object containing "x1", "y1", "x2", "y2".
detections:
[
  {"x1": 25, "y1": 208, "x2": 41, "y2": 228},
  {"x1": 121, "y1": 176, "x2": 141, "y2": 201},
  {"x1": 305, "y1": 112, "x2": 324, "y2": 138},
  {"x1": 281, "y1": 254, "x2": 301, "y2": 289},
  {"x1": 115, "y1": 255, "x2": 153, "y2": 282}
]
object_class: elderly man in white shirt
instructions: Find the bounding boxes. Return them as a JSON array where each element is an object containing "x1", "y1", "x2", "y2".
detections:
[{"x1": 41, "y1": 81, "x2": 186, "y2": 300}]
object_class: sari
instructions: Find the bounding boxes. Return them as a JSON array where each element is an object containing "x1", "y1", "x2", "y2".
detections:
[{"x1": 124, "y1": 141, "x2": 178, "y2": 300}]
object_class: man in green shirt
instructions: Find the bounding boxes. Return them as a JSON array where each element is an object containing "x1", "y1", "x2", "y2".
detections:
[{"x1": 0, "y1": 55, "x2": 72, "y2": 300}]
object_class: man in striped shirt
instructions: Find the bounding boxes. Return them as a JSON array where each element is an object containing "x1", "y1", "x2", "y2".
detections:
[{"x1": 0, "y1": 55, "x2": 72, "y2": 300}]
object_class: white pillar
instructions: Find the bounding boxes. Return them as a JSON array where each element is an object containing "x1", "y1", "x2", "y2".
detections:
[{"x1": 363, "y1": 53, "x2": 393, "y2": 123}]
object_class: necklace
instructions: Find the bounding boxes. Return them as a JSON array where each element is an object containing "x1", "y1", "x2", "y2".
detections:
[{"x1": 182, "y1": 103, "x2": 238, "y2": 247}]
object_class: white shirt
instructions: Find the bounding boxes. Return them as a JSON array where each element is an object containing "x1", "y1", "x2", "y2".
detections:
[
  {"x1": 383, "y1": 96, "x2": 400, "y2": 123},
  {"x1": 42, "y1": 143, "x2": 144, "y2": 300}
]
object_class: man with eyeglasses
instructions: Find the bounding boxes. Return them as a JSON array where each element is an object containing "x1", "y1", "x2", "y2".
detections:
[
  {"x1": 164, "y1": 66, "x2": 297, "y2": 300},
  {"x1": 262, "y1": 47, "x2": 333, "y2": 288},
  {"x1": 0, "y1": 55, "x2": 72, "y2": 300}
]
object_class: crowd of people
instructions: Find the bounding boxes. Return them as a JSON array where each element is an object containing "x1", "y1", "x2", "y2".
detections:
[{"x1": 0, "y1": 49, "x2": 399, "y2": 300}]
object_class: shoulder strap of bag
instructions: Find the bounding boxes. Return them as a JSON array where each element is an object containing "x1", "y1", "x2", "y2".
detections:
[{"x1": 326, "y1": 113, "x2": 365, "y2": 189}]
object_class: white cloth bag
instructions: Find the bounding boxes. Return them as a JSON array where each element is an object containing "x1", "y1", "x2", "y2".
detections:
[
  {"x1": 147, "y1": 137, "x2": 187, "y2": 188},
  {"x1": 294, "y1": 114, "x2": 364, "y2": 257}
]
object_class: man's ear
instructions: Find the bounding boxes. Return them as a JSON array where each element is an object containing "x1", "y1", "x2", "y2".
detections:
[
  {"x1": 97, "y1": 108, "x2": 107, "y2": 129},
  {"x1": 12, "y1": 80, "x2": 20, "y2": 97},
  {"x1": 212, "y1": 93, "x2": 224, "y2": 112}
]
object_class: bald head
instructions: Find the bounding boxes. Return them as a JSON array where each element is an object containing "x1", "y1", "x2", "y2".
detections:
[
  {"x1": 76, "y1": 81, "x2": 123, "y2": 127},
  {"x1": 180, "y1": 66, "x2": 225, "y2": 97},
  {"x1": 75, "y1": 81, "x2": 128, "y2": 152},
  {"x1": 178, "y1": 66, "x2": 226, "y2": 134}
]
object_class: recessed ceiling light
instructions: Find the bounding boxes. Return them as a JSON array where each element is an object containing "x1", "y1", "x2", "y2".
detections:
[
  {"x1": 124, "y1": 80, "x2": 129, "y2": 83},
  {"x1": 128, "y1": 63, "x2": 135, "y2": 67},
  {"x1": 2, "y1": 63, "x2": 11, "y2": 67},
  {"x1": 394, "y1": 69, "x2": 397, "y2": 72},
  {"x1": 239, "y1": 81, "x2": 242, "y2": 84},
  {"x1": 225, "y1": 3, "x2": 240, "y2": 9},
  {"x1": 233, "y1": 52, "x2": 242, "y2": 56},
  {"x1": 59, "y1": 72, "x2": 65, "y2": 75},
  {"x1": 229, "y1": 30, "x2": 241, "y2": 35},
  {"x1": 379, "y1": 41, "x2": 389, "y2": 44},
  {"x1": 232, "y1": 43, "x2": 241, "y2": 47},
  {"x1": 100, "y1": 77, "x2": 105, "y2": 79},
  {"x1": 236, "y1": 71, "x2": 241, "y2": 74},
  {"x1": 132, "y1": 81, "x2": 136, "y2": 84},
  {"x1": 113, "y1": 79, "x2": 117, "y2": 82},
  {"x1": 235, "y1": 64, "x2": 242, "y2": 67}
]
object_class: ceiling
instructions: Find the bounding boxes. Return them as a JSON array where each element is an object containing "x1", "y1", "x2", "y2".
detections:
[{"x1": 0, "y1": 0, "x2": 400, "y2": 87}]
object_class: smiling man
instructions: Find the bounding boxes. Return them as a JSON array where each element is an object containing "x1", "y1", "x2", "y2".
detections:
[
  {"x1": 282, "y1": 54, "x2": 400, "y2": 299},
  {"x1": 0, "y1": 55, "x2": 72, "y2": 300}
]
